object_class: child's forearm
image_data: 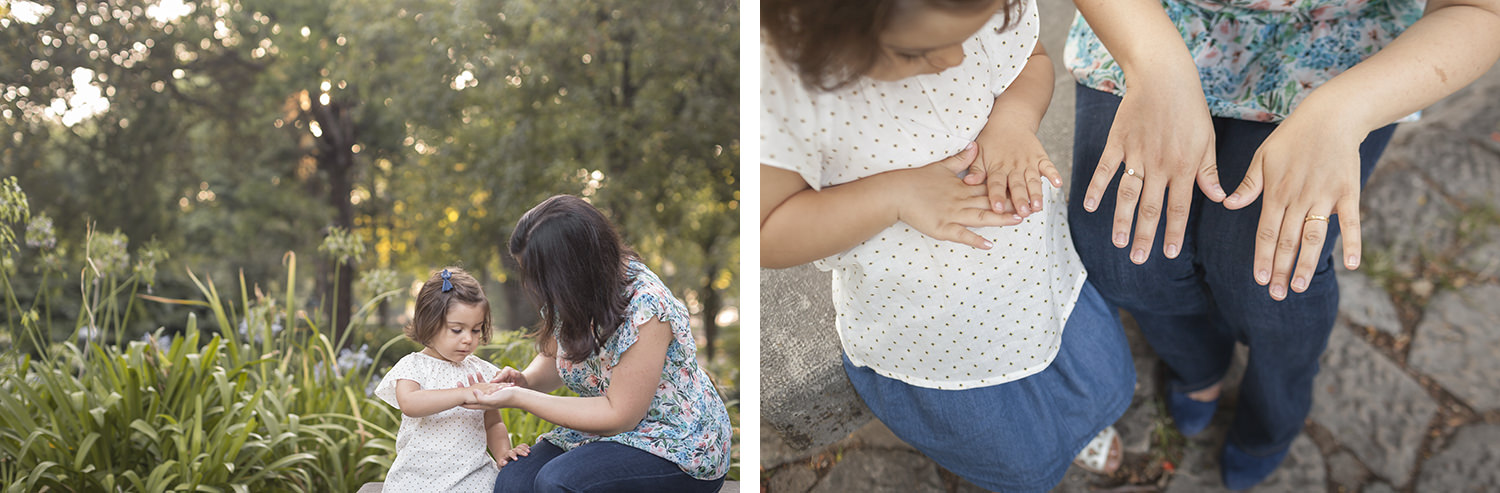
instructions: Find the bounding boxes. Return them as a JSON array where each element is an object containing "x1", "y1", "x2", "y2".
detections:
[
  {"x1": 395, "y1": 387, "x2": 475, "y2": 417},
  {"x1": 760, "y1": 166, "x2": 907, "y2": 268},
  {"x1": 984, "y1": 44, "x2": 1054, "y2": 134},
  {"x1": 485, "y1": 410, "x2": 513, "y2": 463}
]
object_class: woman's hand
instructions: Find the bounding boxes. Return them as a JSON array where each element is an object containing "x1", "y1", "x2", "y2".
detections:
[
  {"x1": 891, "y1": 143, "x2": 1024, "y2": 249},
  {"x1": 488, "y1": 366, "x2": 530, "y2": 390},
  {"x1": 497, "y1": 443, "x2": 531, "y2": 468},
  {"x1": 1223, "y1": 113, "x2": 1365, "y2": 300},
  {"x1": 966, "y1": 121, "x2": 1062, "y2": 218},
  {"x1": 1082, "y1": 73, "x2": 1223, "y2": 264},
  {"x1": 467, "y1": 386, "x2": 521, "y2": 409}
]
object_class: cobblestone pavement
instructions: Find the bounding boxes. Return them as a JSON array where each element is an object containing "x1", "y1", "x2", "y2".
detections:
[{"x1": 760, "y1": 2, "x2": 1500, "y2": 491}]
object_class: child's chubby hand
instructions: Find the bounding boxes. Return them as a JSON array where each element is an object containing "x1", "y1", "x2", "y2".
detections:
[
  {"x1": 967, "y1": 120, "x2": 1062, "y2": 219},
  {"x1": 497, "y1": 443, "x2": 531, "y2": 468}
]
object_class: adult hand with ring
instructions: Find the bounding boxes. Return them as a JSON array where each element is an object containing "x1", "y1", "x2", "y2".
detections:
[
  {"x1": 1225, "y1": 112, "x2": 1365, "y2": 301},
  {"x1": 1081, "y1": 71, "x2": 1222, "y2": 265}
]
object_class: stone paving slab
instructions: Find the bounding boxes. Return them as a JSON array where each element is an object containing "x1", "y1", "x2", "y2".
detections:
[
  {"x1": 1408, "y1": 284, "x2": 1500, "y2": 412},
  {"x1": 1413, "y1": 423, "x2": 1500, "y2": 493},
  {"x1": 809, "y1": 448, "x2": 947, "y2": 493},
  {"x1": 1309, "y1": 323, "x2": 1439, "y2": 486},
  {"x1": 1336, "y1": 270, "x2": 1403, "y2": 337},
  {"x1": 1361, "y1": 160, "x2": 1460, "y2": 271},
  {"x1": 1458, "y1": 235, "x2": 1500, "y2": 279},
  {"x1": 1162, "y1": 431, "x2": 1324, "y2": 493}
]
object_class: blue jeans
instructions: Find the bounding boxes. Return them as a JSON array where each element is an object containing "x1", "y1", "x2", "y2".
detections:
[
  {"x1": 493, "y1": 440, "x2": 724, "y2": 493},
  {"x1": 1068, "y1": 84, "x2": 1396, "y2": 456}
]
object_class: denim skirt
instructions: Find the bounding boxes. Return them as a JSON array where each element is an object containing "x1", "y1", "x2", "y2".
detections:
[{"x1": 842, "y1": 281, "x2": 1135, "y2": 493}]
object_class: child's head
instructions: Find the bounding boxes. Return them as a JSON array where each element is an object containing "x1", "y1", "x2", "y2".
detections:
[
  {"x1": 764, "y1": 0, "x2": 1015, "y2": 89},
  {"x1": 508, "y1": 195, "x2": 638, "y2": 362},
  {"x1": 407, "y1": 267, "x2": 492, "y2": 362}
]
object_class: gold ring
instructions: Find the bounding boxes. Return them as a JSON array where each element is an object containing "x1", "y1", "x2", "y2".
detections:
[
  {"x1": 1305, "y1": 214, "x2": 1330, "y2": 223},
  {"x1": 1125, "y1": 168, "x2": 1143, "y2": 180}
]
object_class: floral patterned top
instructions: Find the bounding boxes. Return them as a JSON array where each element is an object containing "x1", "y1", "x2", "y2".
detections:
[
  {"x1": 1065, "y1": 0, "x2": 1425, "y2": 122},
  {"x1": 539, "y1": 261, "x2": 732, "y2": 481}
]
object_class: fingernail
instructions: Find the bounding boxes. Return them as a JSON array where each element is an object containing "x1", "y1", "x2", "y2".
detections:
[
  {"x1": 1085, "y1": 197, "x2": 1098, "y2": 211},
  {"x1": 1131, "y1": 248, "x2": 1146, "y2": 264},
  {"x1": 1011, "y1": 214, "x2": 1022, "y2": 222},
  {"x1": 1212, "y1": 185, "x2": 1225, "y2": 199},
  {"x1": 965, "y1": 141, "x2": 976, "y2": 151},
  {"x1": 1347, "y1": 255, "x2": 1360, "y2": 268},
  {"x1": 1018, "y1": 205, "x2": 1030, "y2": 215},
  {"x1": 995, "y1": 201, "x2": 1006, "y2": 212},
  {"x1": 982, "y1": 240, "x2": 994, "y2": 249},
  {"x1": 1113, "y1": 233, "x2": 1127, "y2": 247},
  {"x1": 1032, "y1": 200, "x2": 1042, "y2": 210},
  {"x1": 1255, "y1": 269, "x2": 1269, "y2": 284},
  {"x1": 1271, "y1": 284, "x2": 1286, "y2": 299},
  {"x1": 1227, "y1": 193, "x2": 1240, "y2": 204},
  {"x1": 1292, "y1": 276, "x2": 1307, "y2": 291},
  {"x1": 1165, "y1": 244, "x2": 1179, "y2": 258}
]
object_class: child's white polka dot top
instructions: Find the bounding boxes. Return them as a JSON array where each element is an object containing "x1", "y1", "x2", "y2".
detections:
[
  {"x1": 761, "y1": 0, "x2": 1088, "y2": 390},
  {"x1": 375, "y1": 352, "x2": 503, "y2": 492}
]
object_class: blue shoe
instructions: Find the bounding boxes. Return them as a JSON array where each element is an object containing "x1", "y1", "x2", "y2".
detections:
[
  {"x1": 1221, "y1": 440, "x2": 1290, "y2": 490},
  {"x1": 1166, "y1": 388, "x2": 1218, "y2": 436}
]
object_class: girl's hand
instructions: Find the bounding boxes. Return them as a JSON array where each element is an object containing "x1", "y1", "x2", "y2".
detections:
[
  {"x1": 965, "y1": 122, "x2": 1063, "y2": 217},
  {"x1": 498, "y1": 443, "x2": 532, "y2": 468},
  {"x1": 892, "y1": 143, "x2": 1024, "y2": 249},
  {"x1": 1082, "y1": 72, "x2": 1222, "y2": 263},
  {"x1": 1223, "y1": 113, "x2": 1365, "y2": 301}
]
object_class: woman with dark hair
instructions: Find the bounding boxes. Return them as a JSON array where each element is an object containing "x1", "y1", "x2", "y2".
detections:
[
  {"x1": 468, "y1": 195, "x2": 731, "y2": 492},
  {"x1": 761, "y1": 0, "x2": 1133, "y2": 490}
]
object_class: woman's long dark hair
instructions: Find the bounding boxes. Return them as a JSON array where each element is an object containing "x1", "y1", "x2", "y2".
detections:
[
  {"x1": 509, "y1": 195, "x2": 640, "y2": 363},
  {"x1": 763, "y1": 0, "x2": 1014, "y2": 91}
]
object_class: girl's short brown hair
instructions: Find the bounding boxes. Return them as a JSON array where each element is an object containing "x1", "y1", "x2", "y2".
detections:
[
  {"x1": 763, "y1": 0, "x2": 1016, "y2": 91},
  {"x1": 406, "y1": 267, "x2": 492, "y2": 346}
]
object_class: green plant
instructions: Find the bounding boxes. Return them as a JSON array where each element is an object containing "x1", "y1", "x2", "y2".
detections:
[{"x1": 0, "y1": 246, "x2": 554, "y2": 491}]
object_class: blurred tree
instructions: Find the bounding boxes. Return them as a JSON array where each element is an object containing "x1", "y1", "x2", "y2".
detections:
[{"x1": 0, "y1": 0, "x2": 738, "y2": 359}]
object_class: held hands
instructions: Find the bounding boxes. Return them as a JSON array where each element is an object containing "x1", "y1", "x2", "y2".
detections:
[
  {"x1": 1082, "y1": 76, "x2": 1222, "y2": 263},
  {"x1": 1223, "y1": 115, "x2": 1365, "y2": 301},
  {"x1": 488, "y1": 366, "x2": 529, "y2": 389},
  {"x1": 965, "y1": 120, "x2": 1064, "y2": 218},
  {"x1": 892, "y1": 142, "x2": 1023, "y2": 250}
]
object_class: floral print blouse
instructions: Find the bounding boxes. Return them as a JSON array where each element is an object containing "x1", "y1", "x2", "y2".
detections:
[
  {"x1": 1065, "y1": 0, "x2": 1425, "y2": 122},
  {"x1": 539, "y1": 261, "x2": 732, "y2": 481}
]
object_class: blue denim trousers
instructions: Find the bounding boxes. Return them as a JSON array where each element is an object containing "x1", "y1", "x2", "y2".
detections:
[
  {"x1": 1068, "y1": 84, "x2": 1396, "y2": 456},
  {"x1": 493, "y1": 440, "x2": 723, "y2": 493}
]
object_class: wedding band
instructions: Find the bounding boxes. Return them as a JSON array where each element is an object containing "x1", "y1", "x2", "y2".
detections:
[
  {"x1": 1305, "y1": 214, "x2": 1330, "y2": 223},
  {"x1": 1126, "y1": 168, "x2": 1143, "y2": 180}
]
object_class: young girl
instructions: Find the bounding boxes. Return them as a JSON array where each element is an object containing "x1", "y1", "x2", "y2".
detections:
[
  {"x1": 374, "y1": 267, "x2": 530, "y2": 492},
  {"x1": 761, "y1": 0, "x2": 1134, "y2": 490},
  {"x1": 467, "y1": 195, "x2": 731, "y2": 492}
]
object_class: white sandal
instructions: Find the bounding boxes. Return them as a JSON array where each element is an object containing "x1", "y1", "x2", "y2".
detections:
[{"x1": 1073, "y1": 425, "x2": 1122, "y2": 475}]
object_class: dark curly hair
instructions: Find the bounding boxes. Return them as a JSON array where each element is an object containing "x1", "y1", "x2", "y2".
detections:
[
  {"x1": 763, "y1": 0, "x2": 1016, "y2": 91},
  {"x1": 406, "y1": 267, "x2": 492, "y2": 346}
]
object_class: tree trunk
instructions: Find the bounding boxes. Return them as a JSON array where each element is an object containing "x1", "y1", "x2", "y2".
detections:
[{"x1": 699, "y1": 263, "x2": 720, "y2": 361}]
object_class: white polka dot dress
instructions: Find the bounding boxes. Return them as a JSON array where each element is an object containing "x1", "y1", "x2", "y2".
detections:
[
  {"x1": 374, "y1": 353, "x2": 503, "y2": 492},
  {"x1": 762, "y1": 0, "x2": 1088, "y2": 390}
]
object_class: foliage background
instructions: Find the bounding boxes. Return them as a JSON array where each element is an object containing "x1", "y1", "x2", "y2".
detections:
[{"x1": 0, "y1": 0, "x2": 739, "y2": 488}]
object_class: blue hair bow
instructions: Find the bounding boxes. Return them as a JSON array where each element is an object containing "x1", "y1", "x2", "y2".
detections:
[{"x1": 440, "y1": 269, "x2": 453, "y2": 293}]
